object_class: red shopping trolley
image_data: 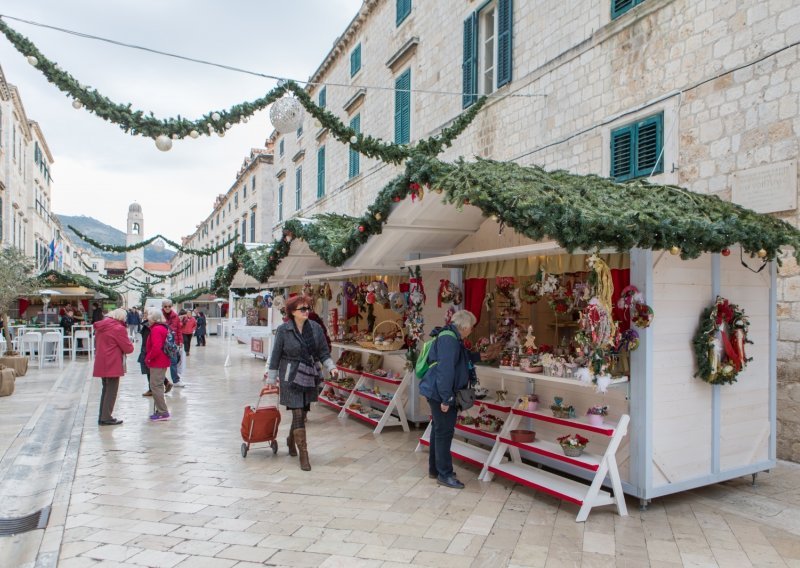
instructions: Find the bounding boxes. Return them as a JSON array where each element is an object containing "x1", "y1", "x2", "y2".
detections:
[{"x1": 240, "y1": 385, "x2": 281, "y2": 458}]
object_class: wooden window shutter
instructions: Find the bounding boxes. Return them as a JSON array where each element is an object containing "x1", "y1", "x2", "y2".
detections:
[
  {"x1": 394, "y1": 69, "x2": 411, "y2": 144},
  {"x1": 612, "y1": 0, "x2": 637, "y2": 19},
  {"x1": 396, "y1": 0, "x2": 411, "y2": 26},
  {"x1": 318, "y1": 86, "x2": 327, "y2": 109},
  {"x1": 317, "y1": 146, "x2": 326, "y2": 198},
  {"x1": 351, "y1": 44, "x2": 362, "y2": 77},
  {"x1": 462, "y1": 12, "x2": 478, "y2": 108},
  {"x1": 634, "y1": 114, "x2": 663, "y2": 177},
  {"x1": 610, "y1": 126, "x2": 634, "y2": 181},
  {"x1": 497, "y1": 0, "x2": 513, "y2": 88},
  {"x1": 295, "y1": 167, "x2": 302, "y2": 210},
  {"x1": 349, "y1": 114, "x2": 361, "y2": 178}
]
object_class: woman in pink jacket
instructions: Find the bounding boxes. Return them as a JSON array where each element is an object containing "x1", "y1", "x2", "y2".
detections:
[
  {"x1": 145, "y1": 310, "x2": 172, "y2": 421},
  {"x1": 93, "y1": 308, "x2": 135, "y2": 426}
]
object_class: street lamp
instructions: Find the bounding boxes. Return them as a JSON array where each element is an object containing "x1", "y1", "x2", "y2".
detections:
[{"x1": 38, "y1": 289, "x2": 62, "y2": 327}]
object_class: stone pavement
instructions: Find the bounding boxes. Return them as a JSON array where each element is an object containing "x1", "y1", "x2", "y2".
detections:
[{"x1": 1, "y1": 338, "x2": 800, "y2": 567}]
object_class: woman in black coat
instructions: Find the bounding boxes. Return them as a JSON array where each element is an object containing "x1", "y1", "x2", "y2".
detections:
[{"x1": 266, "y1": 295, "x2": 337, "y2": 471}]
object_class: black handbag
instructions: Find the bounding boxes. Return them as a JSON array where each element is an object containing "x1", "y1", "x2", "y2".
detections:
[{"x1": 455, "y1": 387, "x2": 476, "y2": 411}]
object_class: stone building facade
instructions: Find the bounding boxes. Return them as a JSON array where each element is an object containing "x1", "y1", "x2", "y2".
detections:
[
  {"x1": 260, "y1": 0, "x2": 800, "y2": 460},
  {"x1": 170, "y1": 149, "x2": 274, "y2": 295}
]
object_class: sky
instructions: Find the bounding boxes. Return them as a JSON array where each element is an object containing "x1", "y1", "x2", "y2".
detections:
[{"x1": 0, "y1": 0, "x2": 363, "y2": 241}]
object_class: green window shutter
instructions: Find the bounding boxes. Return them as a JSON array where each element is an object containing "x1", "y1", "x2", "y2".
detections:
[
  {"x1": 634, "y1": 113, "x2": 663, "y2": 177},
  {"x1": 394, "y1": 69, "x2": 411, "y2": 144},
  {"x1": 278, "y1": 184, "x2": 283, "y2": 221},
  {"x1": 497, "y1": 0, "x2": 513, "y2": 88},
  {"x1": 295, "y1": 167, "x2": 302, "y2": 210},
  {"x1": 318, "y1": 86, "x2": 327, "y2": 109},
  {"x1": 396, "y1": 0, "x2": 411, "y2": 25},
  {"x1": 462, "y1": 13, "x2": 478, "y2": 108},
  {"x1": 349, "y1": 114, "x2": 361, "y2": 178},
  {"x1": 350, "y1": 43, "x2": 362, "y2": 77},
  {"x1": 279, "y1": 139, "x2": 284, "y2": 156},
  {"x1": 612, "y1": 0, "x2": 638, "y2": 19},
  {"x1": 317, "y1": 146, "x2": 326, "y2": 198},
  {"x1": 610, "y1": 126, "x2": 634, "y2": 181}
]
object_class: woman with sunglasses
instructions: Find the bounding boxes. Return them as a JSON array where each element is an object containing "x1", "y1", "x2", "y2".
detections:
[{"x1": 266, "y1": 295, "x2": 337, "y2": 470}]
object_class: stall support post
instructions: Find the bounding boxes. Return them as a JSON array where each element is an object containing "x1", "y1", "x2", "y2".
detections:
[
  {"x1": 265, "y1": 296, "x2": 274, "y2": 365},
  {"x1": 224, "y1": 289, "x2": 234, "y2": 367}
]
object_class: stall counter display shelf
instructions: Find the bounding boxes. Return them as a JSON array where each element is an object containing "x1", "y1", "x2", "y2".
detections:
[{"x1": 323, "y1": 343, "x2": 411, "y2": 434}]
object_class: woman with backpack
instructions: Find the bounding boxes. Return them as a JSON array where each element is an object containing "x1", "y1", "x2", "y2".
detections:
[
  {"x1": 144, "y1": 310, "x2": 171, "y2": 421},
  {"x1": 418, "y1": 310, "x2": 480, "y2": 489}
]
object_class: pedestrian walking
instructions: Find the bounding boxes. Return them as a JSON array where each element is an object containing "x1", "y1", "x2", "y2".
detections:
[
  {"x1": 126, "y1": 307, "x2": 142, "y2": 341},
  {"x1": 91, "y1": 302, "x2": 104, "y2": 324},
  {"x1": 161, "y1": 299, "x2": 184, "y2": 386},
  {"x1": 92, "y1": 308, "x2": 135, "y2": 426},
  {"x1": 418, "y1": 310, "x2": 480, "y2": 489},
  {"x1": 144, "y1": 310, "x2": 171, "y2": 421},
  {"x1": 195, "y1": 311, "x2": 207, "y2": 346},
  {"x1": 179, "y1": 309, "x2": 197, "y2": 356},
  {"x1": 265, "y1": 295, "x2": 338, "y2": 471}
]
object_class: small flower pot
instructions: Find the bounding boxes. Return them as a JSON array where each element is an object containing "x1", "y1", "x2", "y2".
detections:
[
  {"x1": 561, "y1": 446, "x2": 584, "y2": 457},
  {"x1": 510, "y1": 429, "x2": 535, "y2": 443},
  {"x1": 527, "y1": 401, "x2": 539, "y2": 412},
  {"x1": 587, "y1": 414, "x2": 604, "y2": 426}
]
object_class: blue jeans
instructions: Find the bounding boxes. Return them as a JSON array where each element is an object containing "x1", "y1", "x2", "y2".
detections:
[
  {"x1": 427, "y1": 398, "x2": 458, "y2": 479},
  {"x1": 170, "y1": 357, "x2": 180, "y2": 382}
]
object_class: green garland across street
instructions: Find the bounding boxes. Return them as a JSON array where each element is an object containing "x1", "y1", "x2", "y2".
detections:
[
  {"x1": 0, "y1": 18, "x2": 487, "y2": 164},
  {"x1": 170, "y1": 286, "x2": 212, "y2": 304},
  {"x1": 68, "y1": 225, "x2": 236, "y2": 257},
  {"x1": 40, "y1": 270, "x2": 122, "y2": 303}
]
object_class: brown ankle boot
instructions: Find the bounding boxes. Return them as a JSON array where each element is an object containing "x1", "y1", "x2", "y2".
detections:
[
  {"x1": 287, "y1": 431, "x2": 298, "y2": 457},
  {"x1": 294, "y1": 428, "x2": 310, "y2": 471}
]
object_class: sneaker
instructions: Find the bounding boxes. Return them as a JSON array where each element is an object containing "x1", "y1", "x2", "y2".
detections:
[
  {"x1": 142, "y1": 390, "x2": 153, "y2": 397},
  {"x1": 149, "y1": 412, "x2": 170, "y2": 421},
  {"x1": 173, "y1": 381, "x2": 186, "y2": 388},
  {"x1": 164, "y1": 381, "x2": 173, "y2": 393}
]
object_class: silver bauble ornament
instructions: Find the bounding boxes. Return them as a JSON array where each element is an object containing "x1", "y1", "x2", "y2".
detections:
[
  {"x1": 350, "y1": 135, "x2": 358, "y2": 144},
  {"x1": 269, "y1": 96, "x2": 305, "y2": 133},
  {"x1": 26, "y1": 55, "x2": 38, "y2": 66},
  {"x1": 225, "y1": 122, "x2": 232, "y2": 129},
  {"x1": 72, "y1": 100, "x2": 83, "y2": 109},
  {"x1": 211, "y1": 112, "x2": 221, "y2": 121},
  {"x1": 155, "y1": 135, "x2": 173, "y2": 152},
  {"x1": 189, "y1": 130, "x2": 200, "y2": 139}
]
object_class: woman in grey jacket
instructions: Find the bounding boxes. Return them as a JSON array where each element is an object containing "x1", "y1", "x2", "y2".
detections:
[{"x1": 266, "y1": 295, "x2": 337, "y2": 470}]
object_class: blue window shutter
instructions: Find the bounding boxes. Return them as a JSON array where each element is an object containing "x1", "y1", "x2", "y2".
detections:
[
  {"x1": 351, "y1": 44, "x2": 362, "y2": 77},
  {"x1": 611, "y1": 126, "x2": 634, "y2": 181},
  {"x1": 349, "y1": 114, "x2": 361, "y2": 178},
  {"x1": 317, "y1": 146, "x2": 326, "y2": 198},
  {"x1": 279, "y1": 139, "x2": 284, "y2": 156},
  {"x1": 394, "y1": 70, "x2": 411, "y2": 144},
  {"x1": 612, "y1": 0, "x2": 637, "y2": 19},
  {"x1": 250, "y1": 210, "x2": 256, "y2": 242},
  {"x1": 497, "y1": 0, "x2": 513, "y2": 88},
  {"x1": 396, "y1": 0, "x2": 411, "y2": 25},
  {"x1": 462, "y1": 13, "x2": 478, "y2": 108},
  {"x1": 295, "y1": 167, "x2": 302, "y2": 210},
  {"x1": 278, "y1": 184, "x2": 284, "y2": 221},
  {"x1": 318, "y1": 87, "x2": 327, "y2": 109},
  {"x1": 634, "y1": 113, "x2": 664, "y2": 177}
]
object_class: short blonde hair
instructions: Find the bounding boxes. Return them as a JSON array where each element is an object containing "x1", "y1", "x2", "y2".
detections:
[
  {"x1": 108, "y1": 308, "x2": 127, "y2": 322},
  {"x1": 148, "y1": 310, "x2": 164, "y2": 323},
  {"x1": 451, "y1": 310, "x2": 477, "y2": 332}
]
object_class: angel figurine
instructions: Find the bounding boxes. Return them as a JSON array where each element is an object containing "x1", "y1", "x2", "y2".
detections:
[{"x1": 524, "y1": 325, "x2": 537, "y2": 354}]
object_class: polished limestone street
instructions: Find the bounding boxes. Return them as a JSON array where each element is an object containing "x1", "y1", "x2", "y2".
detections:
[{"x1": 1, "y1": 338, "x2": 800, "y2": 568}]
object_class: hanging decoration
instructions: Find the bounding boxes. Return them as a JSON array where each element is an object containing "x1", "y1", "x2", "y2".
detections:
[
  {"x1": 0, "y1": 17, "x2": 487, "y2": 160},
  {"x1": 404, "y1": 266, "x2": 426, "y2": 362},
  {"x1": 389, "y1": 291, "x2": 407, "y2": 314},
  {"x1": 269, "y1": 95, "x2": 305, "y2": 133},
  {"x1": 437, "y1": 279, "x2": 463, "y2": 307},
  {"x1": 693, "y1": 296, "x2": 752, "y2": 385},
  {"x1": 68, "y1": 225, "x2": 236, "y2": 257},
  {"x1": 616, "y1": 285, "x2": 655, "y2": 328}
]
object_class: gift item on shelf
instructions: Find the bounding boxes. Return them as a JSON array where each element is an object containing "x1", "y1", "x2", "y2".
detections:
[
  {"x1": 336, "y1": 350, "x2": 362, "y2": 371},
  {"x1": 558, "y1": 433, "x2": 589, "y2": 457},
  {"x1": 586, "y1": 405, "x2": 608, "y2": 426},
  {"x1": 517, "y1": 394, "x2": 539, "y2": 412},
  {"x1": 551, "y1": 397, "x2": 575, "y2": 419},
  {"x1": 364, "y1": 353, "x2": 383, "y2": 372},
  {"x1": 510, "y1": 429, "x2": 535, "y2": 443}
]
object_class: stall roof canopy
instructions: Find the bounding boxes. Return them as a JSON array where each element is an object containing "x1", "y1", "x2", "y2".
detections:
[
  {"x1": 213, "y1": 154, "x2": 800, "y2": 289},
  {"x1": 39, "y1": 270, "x2": 121, "y2": 303}
]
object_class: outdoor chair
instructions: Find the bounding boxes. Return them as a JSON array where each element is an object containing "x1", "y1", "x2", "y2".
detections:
[
  {"x1": 71, "y1": 328, "x2": 94, "y2": 360},
  {"x1": 20, "y1": 331, "x2": 43, "y2": 368},
  {"x1": 42, "y1": 331, "x2": 64, "y2": 368}
]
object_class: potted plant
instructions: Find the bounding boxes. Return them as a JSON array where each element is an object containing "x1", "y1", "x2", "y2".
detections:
[
  {"x1": 586, "y1": 405, "x2": 609, "y2": 426},
  {"x1": 0, "y1": 249, "x2": 41, "y2": 376},
  {"x1": 557, "y1": 433, "x2": 589, "y2": 457}
]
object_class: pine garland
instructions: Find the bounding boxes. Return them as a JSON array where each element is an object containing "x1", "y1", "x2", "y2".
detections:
[
  {"x1": 68, "y1": 225, "x2": 236, "y2": 256},
  {"x1": 93, "y1": 263, "x2": 188, "y2": 279},
  {"x1": 40, "y1": 269, "x2": 122, "y2": 303},
  {"x1": 171, "y1": 286, "x2": 212, "y2": 304},
  {"x1": 0, "y1": 18, "x2": 487, "y2": 163}
]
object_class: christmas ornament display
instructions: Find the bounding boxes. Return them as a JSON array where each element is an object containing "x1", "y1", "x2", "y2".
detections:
[
  {"x1": 155, "y1": 135, "x2": 173, "y2": 152},
  {"x1": 693, "y1": 296, "x2": 751, "y2": 385}
]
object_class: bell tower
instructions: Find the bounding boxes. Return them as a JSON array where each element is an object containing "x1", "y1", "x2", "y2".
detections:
[{"x1": 126, "y1": 202, "x2": 144, "y2": 271}]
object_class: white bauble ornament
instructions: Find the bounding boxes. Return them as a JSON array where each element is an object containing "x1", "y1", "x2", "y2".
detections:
[
  {"x1": 211, "y1": 112, "x2": 221, "y2": 121},
  {"x1": 171, "y1": 134, "x2": 179, "y2": 140},
  {"x1": 225, "y1": 122, "x2": 232, "y2": 129},
  {"x1": 350, "y1": 135, "x2": 358, "y2": 144},
  {"x1": 269, "y1": 96, "x2": 305, "y2": 133},
  {"x1": 26, "y1": 55, "x2": 38, "y2": 66},
  {"x1": 72, "y1": 100, "x2": 83, "y2": 109},
  {"x1": 189, "y1": 130, "x2": 199, "y2": 139},
  {"x1": 242, "y1": 116, "x2": 248, "y2": 123},
  {"x1": 155, "y1": 135, "x2": 173, "y2": 152}
]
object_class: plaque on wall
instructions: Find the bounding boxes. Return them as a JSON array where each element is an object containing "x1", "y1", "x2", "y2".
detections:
[{"x1": 732, "y1": 159, "x2": 797, "y2": 214}]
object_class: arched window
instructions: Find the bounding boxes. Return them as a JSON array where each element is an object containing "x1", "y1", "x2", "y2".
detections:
[{"x1": 132, "y1": 222, "x2": 140, "y2": 235}]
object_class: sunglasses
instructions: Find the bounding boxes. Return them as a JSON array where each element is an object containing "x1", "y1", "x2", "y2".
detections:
[{"x1": 296, "y1": 306, "x2": 311, "y2": 312}]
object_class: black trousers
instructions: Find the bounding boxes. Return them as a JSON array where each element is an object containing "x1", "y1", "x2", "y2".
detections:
[{"x1": 99, "y1": 377, "x2": 120, "y2": 422}]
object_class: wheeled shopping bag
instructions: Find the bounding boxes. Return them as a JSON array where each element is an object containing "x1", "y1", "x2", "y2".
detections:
[{"x1": 240, "y1": 385, "x2": 281, "y2": 457}]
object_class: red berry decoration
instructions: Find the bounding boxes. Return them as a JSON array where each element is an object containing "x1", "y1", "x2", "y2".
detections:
[
  {"x1": 358, "y1": 225, "x2": 365, "y2": 233},
  {"x1": 721, "y1": 248, "x2": 731, "y2": 256},
  {"x1": 393, "y1": 196, "x2": 401, "y2": 202}
]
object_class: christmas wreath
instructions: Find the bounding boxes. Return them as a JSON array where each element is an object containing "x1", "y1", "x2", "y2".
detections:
[
  {"x1": 693, "y1": 296, "x2": 752, "y2": 385},
  {"x1": 437, "y1": 279, "x2": 463, "y2": 306},
  {"x1": 518, "y1": 279, "x2": 540, "y2": 303}
]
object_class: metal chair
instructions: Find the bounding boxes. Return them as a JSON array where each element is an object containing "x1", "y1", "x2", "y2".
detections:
[
  {"x1": 20, "y1": 331, "x2": 43, "y2": 368},
  {"x1": 72, "y1": 328, "x2": 94, "y2": 360},
  {"x1": 42, "y1": 331, "x2": 64, "y2": 368}
]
